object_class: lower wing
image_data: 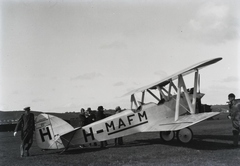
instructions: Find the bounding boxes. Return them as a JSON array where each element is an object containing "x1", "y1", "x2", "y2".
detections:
[{"x1": 145, "y1": 112, "x2": 219, "y2": 132}]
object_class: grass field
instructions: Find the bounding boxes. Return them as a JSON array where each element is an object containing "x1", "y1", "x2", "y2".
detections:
[{"x1": 1, "y1": 116, "x2": 240, "y2": 166}]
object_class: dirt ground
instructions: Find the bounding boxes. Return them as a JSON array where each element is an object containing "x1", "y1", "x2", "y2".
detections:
[{"x1": 1, "y1": 117, "x2": 240, "y2": 166}]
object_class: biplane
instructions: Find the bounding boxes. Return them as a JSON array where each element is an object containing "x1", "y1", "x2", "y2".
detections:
[{"x1": 35, "y1": 57, "x2": 222, "y2": 150}]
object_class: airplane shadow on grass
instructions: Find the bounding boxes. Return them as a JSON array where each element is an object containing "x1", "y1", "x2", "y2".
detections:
[
  {"x1": 63, "y1": 146, "x2": 112, "y2": 155},
  {"x1": 30, "y1": 145, "x2": 108, "y2": 156},
  {"x1": 134, "y1": 135, "x2": 236, "y2": 150},
  {"x1": 55, "y1": 135, "x2": 236, "y2": 155}
]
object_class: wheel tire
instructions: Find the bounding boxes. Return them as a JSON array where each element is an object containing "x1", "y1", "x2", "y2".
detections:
[
  {"x1": 160, "y1": 131, "x2": 175, "y2": 142},
  {"x1": 176, "y1": 127, "x2": 193, "y2": 143}
]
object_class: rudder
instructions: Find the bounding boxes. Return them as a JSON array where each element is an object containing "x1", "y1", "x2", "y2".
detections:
[{"x1": 35, "y1": 113, "x2": 74, "y2": 150}]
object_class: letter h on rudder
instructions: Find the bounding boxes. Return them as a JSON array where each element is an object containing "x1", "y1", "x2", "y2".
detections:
[
  {"x1": 83, "y1": 127, "x2": 95, "y2": 142},
  {"x1": 39, "y1": 127, "x2": 52, "y2": 142}
]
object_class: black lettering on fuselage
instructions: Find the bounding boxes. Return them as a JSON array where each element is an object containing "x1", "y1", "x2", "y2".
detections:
[
  {"x1": 105, "y1": 111, "x2": 148, "y2": 134},
  {"x1": 127, "y1": 114, "x2": 135, "y2": 125},
  {"x1": 82, "y1": 127, "x2": 95, "y2": 143},
  {"x1": 105, "y1": 121, "x2": 115, "y2": 132},
  {"x1": 118, "y1": 118, "x2": 126, "y2": 129},
  {"x1": 138, "y1": 111, "x2": 147, "y2": 122},
  {"x1": 39, "y1": 127, "x2": 52, "y2": 142}
]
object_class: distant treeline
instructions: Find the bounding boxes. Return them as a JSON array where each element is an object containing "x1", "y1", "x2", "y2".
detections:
[
  {"x1": 0, "y1": 124, "x2": 17, "y2": 132},
  {"x1": 0, "y1": 109, "x2": 115, "y2": 132}
]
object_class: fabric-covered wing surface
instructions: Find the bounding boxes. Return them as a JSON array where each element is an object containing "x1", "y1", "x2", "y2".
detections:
[
  {"x1": 124, "y1": 57, "x2": 222, "y2": 96},
  {"x1": 145, "y1": 112, "x2": 219, "y2": 132}
]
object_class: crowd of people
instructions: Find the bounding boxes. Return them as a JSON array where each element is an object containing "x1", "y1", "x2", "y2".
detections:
[
  {"x1": 79, "y1": 107, "x2": 96, "y2": 127},
  {"x1": 78, "y1": 106, "x2": 124, "y2": 148}
]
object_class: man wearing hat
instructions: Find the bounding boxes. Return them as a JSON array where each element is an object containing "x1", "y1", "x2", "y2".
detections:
[
  {"x1": 14, "y1": 107, "x2": 35, "y2": 157},
  {"x1": 96, "y1": 106, "x2": 105, "y2": 121},
  {"x1": 227, "y1": 93, "x2": 240, "y2": 147}
]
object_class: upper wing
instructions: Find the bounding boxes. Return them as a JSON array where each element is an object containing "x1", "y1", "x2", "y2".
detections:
[
  {"x1": 145, "y1": 112, "x2": 220, "y2": 132},
  {"x1": 123, "y1": 57, "x2": 222, "y2": 96}
]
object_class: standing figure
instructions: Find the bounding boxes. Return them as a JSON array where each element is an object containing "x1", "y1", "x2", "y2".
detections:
[
  {"x1": 85, "y1": 107, "x2": 96, "y2": 125},
  {"x1": 13, "y1": 107, "x2": 35, "y2": 157},
  {"x1": 227, "y1": 93, "x2": 240, "y2": 147},
  {"x1": 114, "y1": 106, "x2": 124, "y2": 146},
  {"x1": 79, "y1": 108, "x2": 86, "y2": 127},
  {"x1": 96, "y1": 106, "x2": 107, "y2": 148}
]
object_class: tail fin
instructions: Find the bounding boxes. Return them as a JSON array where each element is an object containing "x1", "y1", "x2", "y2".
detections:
[{"x1": 35, "y1": 113, "x2": 74, "y2": 150}]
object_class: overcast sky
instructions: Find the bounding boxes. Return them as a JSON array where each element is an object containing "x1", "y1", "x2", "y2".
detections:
[{"x1": 1, "y1": 0, "x2": 239, "y2": 112}]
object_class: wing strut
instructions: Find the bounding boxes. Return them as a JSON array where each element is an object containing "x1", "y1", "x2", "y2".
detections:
[
  {"x1": 175, "y1": 74, "x2": 195, "y2": 121},
  {"x1": 141, "y1": 91, "x2": 145, "y2": 104},
  {"x1": 157, "y1": 87, "x2": 167, "y2": 101},
  {"x1": 147, "y1": 89, "x2": 160, "y2": 102},
  {"x1": 131, "y1": 94, "x2": 138, "y2": 109},
  {"x1": 175, "y1": 76, "x2": 181, "y2": 121},
  {"x1": 192, "y1": 70, "x2": 199, "y2": 113}
]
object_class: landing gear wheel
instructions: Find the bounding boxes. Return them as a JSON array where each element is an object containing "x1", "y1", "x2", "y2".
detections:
[
  {"x1": 160, "y1": 131, "x2": 175, "y2": 142},
  {"x1": 176, "y1": 127, "x2": 193, "y2": 143}
]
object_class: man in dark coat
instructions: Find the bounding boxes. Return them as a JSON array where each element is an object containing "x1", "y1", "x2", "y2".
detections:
[
  {"x1": 85, "y1": 107, "x2": 96, "y2": 125},
  {"x1": 14, "y1": 107, "x2": 35, "y2": 157},
  {"x1": 96, "y1": 106, "x2": 106, "y2": 121},
  {"x1": 79, "y1": 108, "x2": 86, "y2": 127},
  {"x1": 227, "y1": 93, "x2": 240, "y2": 147}
]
